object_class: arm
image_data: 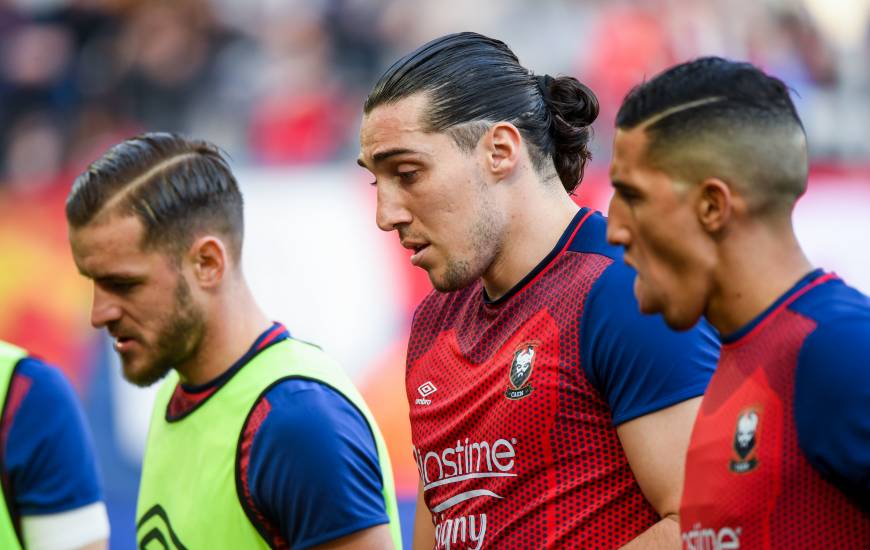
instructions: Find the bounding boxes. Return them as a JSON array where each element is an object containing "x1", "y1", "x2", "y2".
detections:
[
  {"x1": 246, "y1": 380, "x2": 393, "y2": 549},
  {"x1": 412, "y1": 479, "x2": 435, "y2": 550},
  {"x1": 310, "y1": 524, "x2": 394, "y2": 549},
  {"x1": 616, "y1": 397, "x2": 702, "y2": 549},
  {"x1": 580, "y1": 260, "x2": 717, "y2": 547},
  {"x1": 5, "y1": 359, "x2": 109, "y2": 550},
  {"x1": 795, "y1": 317, "x2": 870, "y2": 507}
]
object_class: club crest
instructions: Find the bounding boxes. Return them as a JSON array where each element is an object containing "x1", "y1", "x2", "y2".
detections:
[
  {"x1": 729, "y1": 409, "x2": 760, "y2": 473},
  {"x1": 505, "y1": 343, "x2": 536, "y2": 400}
]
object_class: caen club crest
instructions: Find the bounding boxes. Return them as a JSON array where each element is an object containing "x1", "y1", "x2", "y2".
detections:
[
  {"x1": 729, "y1": 409, "x2": 760, "y2": 473},
  {"x1": 505, "y1": 343, "x2": 536, "y2": 400}
]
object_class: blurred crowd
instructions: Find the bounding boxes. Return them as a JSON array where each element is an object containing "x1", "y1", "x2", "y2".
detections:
[{"x1": 1, "y1": 0, "x2": 868, "y2": 191}]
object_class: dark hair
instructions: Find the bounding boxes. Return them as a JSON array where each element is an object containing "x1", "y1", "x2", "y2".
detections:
[
  {"x1": 364, "y1": 32, "x2": 599, "y2": 193},
  {"x1": 66, "y1": 133, "x2": 244, "y2": 261},
  {"x1": 616, "y1": 57, "x2": 807, "y2": 212}
]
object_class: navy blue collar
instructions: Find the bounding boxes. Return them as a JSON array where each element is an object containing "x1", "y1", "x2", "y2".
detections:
[{"x1": 484, "y1": 207, "x2": 590, "y2": 306}]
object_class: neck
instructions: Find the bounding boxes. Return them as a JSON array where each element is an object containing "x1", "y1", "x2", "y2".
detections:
[
  {"x1": 482, "y1": 178, "x2": 579, "y2": 300},
  {"x1": 706, "y1": 217, "x2": 813, "y2": 336},
  {"x1": 176, "y1": 275, "x2": 272, "y2": 386}
]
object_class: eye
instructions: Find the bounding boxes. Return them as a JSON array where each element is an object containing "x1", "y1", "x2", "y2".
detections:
[
  {"x1": 615, "y1": 185, "x2": 642, "y2": 204},
  {"x1": 103, "y1": 280, "x2": 139, "y2": 294},
  {"x1": 397, "y1": 170, "x2": 419, "y2": 184}
]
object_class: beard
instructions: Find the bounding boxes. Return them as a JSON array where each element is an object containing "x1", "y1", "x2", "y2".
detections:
[
  {"x1": 432, "y1": 189, "x2": 504, "y2": 293},
  {"x1": 122, "y1": 276, "x2": 205, "y2": 387}
]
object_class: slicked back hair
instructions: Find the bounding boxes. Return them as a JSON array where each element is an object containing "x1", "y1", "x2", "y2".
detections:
[
  {"x1": 616, "y1": 57, "x2": 808, "y2": 215},
  {"x1": 364, "y1": 32, "x2": 599, "y2": 193},
  {"x1": 66, "y1": 133, "x2": 244, "y2": 263}
]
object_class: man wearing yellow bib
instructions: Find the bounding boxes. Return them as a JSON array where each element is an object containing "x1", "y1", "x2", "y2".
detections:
[{"x1": 66, "y1": 133, "x2": 400, "y2": 549}]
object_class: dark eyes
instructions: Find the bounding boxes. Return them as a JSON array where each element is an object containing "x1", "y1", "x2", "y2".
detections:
[
  {"x1": 397, "y1": 170, "x2": 419, "y2": 184},
  {"x1": 102, "y1": 280, "x2": 139, "y2": 294},
  {"x1": 615, "y1": 186, "x2": 642, "y2": 204},
  {"x1": 368, "y1": 170, "x2": 419, "y2": 187}
]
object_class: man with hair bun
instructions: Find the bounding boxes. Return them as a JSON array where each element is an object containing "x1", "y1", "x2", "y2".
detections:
[
  {"x1": 608, "y1": 57, "x2": 870, "y2": 547},
  {"x1": 359, "y1": 32, "x2": 719, "y2": 549},
  {"x1": 67, "y1": 133, "x2": 401, "y2": 549}
]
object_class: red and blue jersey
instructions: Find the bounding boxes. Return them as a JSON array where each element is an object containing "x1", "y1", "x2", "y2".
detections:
[
  {"x1": 407, "y1": 208, "x2": 719, "y2": 549},
  {"x1": 1, "y1": 357, "x2": 103, "y2": 532},
  {"x1": 680, "y1": 270, "x2": 870, "y2": 549}
]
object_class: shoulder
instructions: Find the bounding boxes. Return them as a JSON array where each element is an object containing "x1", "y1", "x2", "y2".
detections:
[
  {"x1": 790, "y1": 275, "x2": 870, "y2": 325},
  {"x1": 10, "y1": 356, "x2": 76, "y2": 399},
  {"x1": 252, "y1": 378, "x2": 374, "y2": 442},
  {"x1": 578, "y1": 245, "x2": 718, "y2": 425},
  {"x1": 567, "y1": 209, "x2": 624, "y2": 261},
  {"x1": 6, "y1": 356, "x2": 87, "y2": 442}
]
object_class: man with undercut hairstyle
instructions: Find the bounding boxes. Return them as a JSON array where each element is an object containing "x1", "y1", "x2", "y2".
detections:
[
  {"x1": 608, "y1": 57, "x2": 870, "y2": 548},
  {"x1": 66, "y1": 133, "x2": 401, "y2": 549}
]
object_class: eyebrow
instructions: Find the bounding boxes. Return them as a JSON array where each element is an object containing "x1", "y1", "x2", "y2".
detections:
[{"x1": 357, "y1": 148, "x2": 418, "y2": 169}]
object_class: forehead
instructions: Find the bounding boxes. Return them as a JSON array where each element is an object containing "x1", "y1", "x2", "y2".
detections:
[
  {"x1": 69, "y1": 214, "x2": 155, "y2": 277},
  {"x1": 359, "y1": 93, "x2": 439, "y2": 163},
  {"x1": 610, "y1": 127, "x2": 653, "y2": 180}
]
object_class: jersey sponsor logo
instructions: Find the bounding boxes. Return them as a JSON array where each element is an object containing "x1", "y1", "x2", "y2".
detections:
[
  {"x1": 682, "y1": 523, "x2": 742, "y2": 549},
  {"x1": 413, "y1": 437, "x2": 518, "y2": 490},
  {"x1": 137, "y1": 504, "x2": 188, "y2": 550},
  {"x1": 730, "y1": 408, "x2": 759, "y2": 473},
  {"x1": 505, "y1": 342, "x2": 537, "y2": 400},
  {"x1": 416, "y1": 380, "x2": 437, "y2": 405},
  {"x1": 434, "y1": 512, "x2": 487, "y2": 550}
]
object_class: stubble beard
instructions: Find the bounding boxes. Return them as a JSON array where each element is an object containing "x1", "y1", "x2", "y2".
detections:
[
  {"x1": 433, "y1": 191, "x2": 504, "y2": 293},
  {"x1": 123, "y1": 276, "x2": 205, "y2": 387}
]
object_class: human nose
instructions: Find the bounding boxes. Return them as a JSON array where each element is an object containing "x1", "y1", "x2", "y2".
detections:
[
  {"x1": 90, "y1": 285, "x2": 122, "y2": 329},
  {"x1": 375, "y1": 183, "x2": 412, "y2": 232},
  {"x1": 606, "y1": 196, "x2": 631, "y2": 248}
]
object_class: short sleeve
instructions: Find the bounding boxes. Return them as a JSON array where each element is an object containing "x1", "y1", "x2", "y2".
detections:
[
  {"x1": 795, "y1": 317, "x2": 870, "y2": 506},
  {"x1": 245, "y1": 379, "x2": 389, "y2": 549},
  {"x1": 580, "y1": 260, "x2": 719, "y2": 426},
  {"x1": 4, "y1": 357, "x2": 104, "y2": 514}
]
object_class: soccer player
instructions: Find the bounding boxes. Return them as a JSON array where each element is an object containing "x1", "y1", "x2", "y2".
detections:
[
  {"x1": 66, "y1": 133, "x2": 401, "y2": 549},
  {"x1": 358, "y1": 32, "x2": 719, "y2": 549},
  {"x1": 607, "y1": 57, "x2": 870, "y2": 547},
  {"x1": 0, "y1": 340, "x2": 109, "y2": 550}
]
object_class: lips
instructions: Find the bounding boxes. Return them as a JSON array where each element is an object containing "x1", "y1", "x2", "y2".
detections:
[{"x1": 401, "y1": 239, "x2": 431, "y2": 266}]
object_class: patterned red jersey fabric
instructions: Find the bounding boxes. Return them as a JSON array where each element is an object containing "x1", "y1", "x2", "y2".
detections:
[
  {"x1": 407, "y1": 209, "x2": 718, "y2": 549},
  {"x1": 680, "y1": 272, "x2": 870, "y2": 549}
]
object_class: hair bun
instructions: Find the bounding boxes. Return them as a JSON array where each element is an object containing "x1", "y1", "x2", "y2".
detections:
[
  {"x1": 548, "y1": 77, "x2": 599, "y2": 127},
  {"x1": 543, "y1": 76, "x2": 599, "y2": 193}
]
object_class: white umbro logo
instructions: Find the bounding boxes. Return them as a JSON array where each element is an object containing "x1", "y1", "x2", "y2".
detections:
[
  {"x1": 418, "y1": 381, "x2": 437, "y2": 397},
  {"x1": 416, "y1": 381, "x2": 437, "y2": 405}
]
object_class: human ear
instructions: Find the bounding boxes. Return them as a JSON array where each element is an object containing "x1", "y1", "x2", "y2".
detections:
[
  {"x1": 484, "y1": 122, "x2": 522, "y2": 180},
  {"x1": 696, "y1": 178, "x2": 732, "y2": 233},
  {"x1": 187, "y1": 236, "x2": 227, "y2": 288}
]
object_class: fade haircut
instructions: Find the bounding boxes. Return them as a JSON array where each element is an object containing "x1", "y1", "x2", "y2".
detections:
[
  {"x1": 616, "y1": 57, "x2": 808, "y2": 215},
  {"x1": 364, "y1": 32, "x2": 599, "y2": 193},
  {"x1": 66, "y1": 133, "x2": 244, "y2": 262}
]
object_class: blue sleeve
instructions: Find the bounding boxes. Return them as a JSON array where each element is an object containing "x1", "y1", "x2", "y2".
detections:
[
  {"x1": 247, "y1": 379, "x2": 388, "y2": 549},
  {"x1": 580, "y1": 260, "x2": 719, "y2": 426},
  {"x1": 795, "y1": 317, "x2": 870, "y2": 505},
  {"x1": 5, "y1": 358, "x2": 103, "y2": 514}
]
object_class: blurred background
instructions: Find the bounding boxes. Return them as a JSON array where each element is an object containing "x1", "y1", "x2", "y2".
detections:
[{"x1": 0, "y1": 0, "x2": 868, "y2": 547}]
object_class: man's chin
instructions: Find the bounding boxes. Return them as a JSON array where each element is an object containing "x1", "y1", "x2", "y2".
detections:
[{"x1": 121, "y1": 361, "x2": 172, "y2": 388}]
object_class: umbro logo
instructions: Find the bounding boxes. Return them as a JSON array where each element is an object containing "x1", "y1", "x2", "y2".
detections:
[{"x1": 416, "y1": 381, "x2": 437, "y2": 406}]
